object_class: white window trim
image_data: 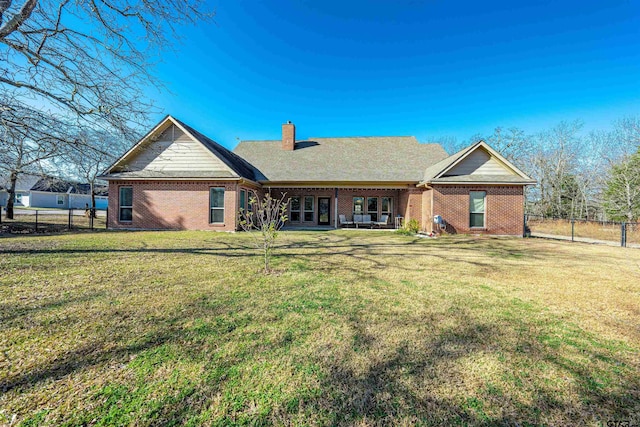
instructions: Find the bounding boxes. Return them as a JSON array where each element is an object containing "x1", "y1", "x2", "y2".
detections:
[
  {"x1": 469, "y1": 191, "x2": 487, "y2": 229},
  {"x1": 57, "y1": 195, "x2": 65, "y2": 205},
  {"x1": 210, "y1": 187, "x2": 225, "y2": 224},
  {"x1": 119, "y1": 187, "x2": 133, "y2": 222}
]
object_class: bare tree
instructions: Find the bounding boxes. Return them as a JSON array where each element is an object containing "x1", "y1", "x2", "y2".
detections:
[
  {"x1": 484, "y1": 127, "x2": 532, "y2": 169},
  {"x1": 603, "y1": 151, "x2": 640, "y2": 222},
  {"x1": 528, "y1": 120, "x2": 586, "y2": 218},
  {"x1": 58, "y1": 128, "x2": 128, "y2": 215},
  {"x1": 238, "y1": 191, "x2": 289, "y2": 274},
  {"x1": 0, "y1": 99, "x2": 69, "y2": 218},
  {"x1": 0, "y1": 0, "x2": 212, "y2": 139}
]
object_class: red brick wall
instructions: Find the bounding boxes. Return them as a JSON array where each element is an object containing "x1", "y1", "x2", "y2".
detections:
[
  {"x1": 421, "y1": 189, "x2": 433, "y2": 233},
  {"x1": 398, "y1": 188, "x2": 423, "y2": 226},
  {"x1": 107, "y1": 181, "x2": 239, "y2": 231},
  {"x1": 432, "y1": 185, "x2": 524, "y2": 235}
]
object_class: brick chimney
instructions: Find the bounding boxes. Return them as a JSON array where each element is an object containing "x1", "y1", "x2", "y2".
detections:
[{"x1": 282, "y1": 121, "x2": 295, "y2": 151}]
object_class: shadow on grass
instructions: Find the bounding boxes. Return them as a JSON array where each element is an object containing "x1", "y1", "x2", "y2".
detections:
[
  {"x1": 306, "y1": 307, "x2": 640, "y2": 425},
  {"x1": 3, "y1": 232, "x2": 639, "y2": 424},
  {"x1": 4, "y1": 282, "x2": 639, "y2": 425}
]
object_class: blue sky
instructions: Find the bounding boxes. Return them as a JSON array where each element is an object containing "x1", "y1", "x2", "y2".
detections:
[{"x1": 152, "y1": 0, "x2": 639, "y2": 150}]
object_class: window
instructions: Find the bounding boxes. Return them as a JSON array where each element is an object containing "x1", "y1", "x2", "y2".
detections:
[
  {"x1": 210, "y1": 188, "x2": 225, "y2": 224},
  {"x1": 353, "y1": 197, "x2": 364, "y2": 216},
  {"x1": 15, "y1": 193, "x2": 22, "y2": 204},
  {"x1": 303, "y1": 196, "x2": 314, "y2": 222},
  {"x1": 57, "y1": 195, "x2": 64, "y2": 206},
  {"x1": 290, "y1": 197, "x2": 301, "y2": 222},
  {"x1": 367, "y1": 197, "x2": 378, "y2": 221},
  {"x1": 470, "y1": 191, "x2": 486, "y2": 228},
  {"x1": 382, "y1": 197, "x2": 392, "y2": 218},
  {"x1": 119, "y1": 187, "x2": 133, "y2": 222},
  {"x1": 239, "y1": 189, "x2": 247, "y2": 212}
]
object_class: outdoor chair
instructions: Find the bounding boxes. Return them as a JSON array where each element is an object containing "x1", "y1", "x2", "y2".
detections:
[
  {"x1": 355, "y1": 214, "x2": 372, "y2": 228},
  {"x1": 339, "y1": 214, "x2": 353, "y2": 227},
  {"x1": 373, "y1": 214, "x2": 389, "y2": 228}
]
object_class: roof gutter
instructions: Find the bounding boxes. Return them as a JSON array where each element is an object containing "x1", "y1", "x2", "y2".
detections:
[{"x1": 422, "y1": 180, "x2": 537, "y2": 186}]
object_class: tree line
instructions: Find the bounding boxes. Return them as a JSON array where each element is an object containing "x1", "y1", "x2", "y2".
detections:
[{"x1": 437, "y1": 116, "x2": 640, "y2": 222}]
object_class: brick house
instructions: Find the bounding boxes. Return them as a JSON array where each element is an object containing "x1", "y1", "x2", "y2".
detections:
[{"x1": 100, "y1": 115, "x2": 535, "y2": 235}]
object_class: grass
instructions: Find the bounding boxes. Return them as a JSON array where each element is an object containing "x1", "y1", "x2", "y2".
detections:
[
  {"x1": 0, "y1": 230, "x2": 639, "y2": 426},
  {"x1": 528, "y1": 217, "x2": 640, "y2": 245}
]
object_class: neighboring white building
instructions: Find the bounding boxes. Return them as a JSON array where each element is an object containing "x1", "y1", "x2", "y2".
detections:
[{"x1": 0, "y1": 174, "x2": 108, "y2": 210}]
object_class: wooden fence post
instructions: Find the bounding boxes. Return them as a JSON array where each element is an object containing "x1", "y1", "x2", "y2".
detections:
[{"x1": 621, "y1": 222, "x2": 626, "y2": 247}]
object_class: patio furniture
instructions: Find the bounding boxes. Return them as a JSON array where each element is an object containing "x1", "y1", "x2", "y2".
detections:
[
  {"x1": 373, "y1": 214, "x2": 389, "y2": 228},
  {"x1": 355, "y1": 214, "x2": 372, "y2": 228},
  {"x1": 395, "y1": 215, "x2": 403, "y2": 229},
  {"x1": 339, "y1": 214, "x2": 353, "y2": 228}
]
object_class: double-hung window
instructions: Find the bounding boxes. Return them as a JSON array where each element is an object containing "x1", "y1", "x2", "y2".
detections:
[
  {"x1": 57, "y1": 195, "x2": 64, "y2": 206},
  {"x1": 470, "y1": 191, "x2": 486, "y2": 228},
  {"x1": 303, "y1": 196, "x2": 314, "y2": 222},
  {"x1": 367, "y1": 197, "x2": 378, "y2": 222},
  {"x1": 210, "y1": 188, "x2": 225, "y2": 224},
  {"x1": 119, "y1": 187, "x2": 133, "y2": 222},
  {"x1": 290, "y1": 197, "x2": 301, "y2": 222}
]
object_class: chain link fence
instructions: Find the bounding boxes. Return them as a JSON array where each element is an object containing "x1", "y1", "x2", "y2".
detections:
[
  {"x1": 526, "y1": 215, "x2": 640, "y2": 248},
  {"x1": 0, "y1": 208, "x2": 107, "y2": 234}
]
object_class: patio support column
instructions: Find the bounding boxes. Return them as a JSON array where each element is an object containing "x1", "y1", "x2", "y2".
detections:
[{"x1": 334, "y1": 188, "x2": 338, "y2": 229}]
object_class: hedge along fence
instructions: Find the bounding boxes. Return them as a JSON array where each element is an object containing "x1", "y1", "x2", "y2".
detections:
[
  {"x1": 526, "y1": 215, "x2": 640, "y2": 247},
  {"x1": 0, "y1": 208, "x2": 107, "y2": 234}
]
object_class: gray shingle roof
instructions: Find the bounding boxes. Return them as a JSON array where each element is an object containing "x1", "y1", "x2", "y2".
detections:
[
  {"x1": 1, "y1": 174, "x2": 41, "y2": 192},
  {"x1": 233, "y1": 137, "x2": 449, "y2": 182},
  {"x1": 31, "y1": 177, "x2": 109, "y2": 195}
]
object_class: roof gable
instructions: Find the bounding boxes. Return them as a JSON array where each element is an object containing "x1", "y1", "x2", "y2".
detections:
[
  {"x1": 103, "y1": 116, "x2": 256, "y2": 180},
  {"x1": 421, "y1": 141, "x2": 535, "y2": 185}
]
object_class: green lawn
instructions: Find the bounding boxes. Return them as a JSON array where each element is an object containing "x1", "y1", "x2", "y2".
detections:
[{"x1": 1, "y1": 231, "x2": 639, "y2": 426}]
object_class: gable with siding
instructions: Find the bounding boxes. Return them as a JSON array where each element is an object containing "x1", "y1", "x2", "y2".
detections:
[
  {"x1": 102, "y1": 116, "x2": 258, "y2": 180},
  {"x1": 119, "y1": 125, "x2": 236, "y2": 176},
  {"x1": 421, "y1": 141, "x2": 535, "y2": 185},
  {"x1": 444, "y1": 147, "x2": 512, "y2": 176}
]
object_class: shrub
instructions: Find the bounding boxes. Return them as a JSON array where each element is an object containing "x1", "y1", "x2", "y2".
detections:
[{"x1": 395, "y1": 218, "x2": 420, "y2": 235}]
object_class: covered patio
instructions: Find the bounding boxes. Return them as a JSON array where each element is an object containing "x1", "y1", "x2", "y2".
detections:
[{"x1": 268, "y1": 186, "x2": 423, "y2": 230}]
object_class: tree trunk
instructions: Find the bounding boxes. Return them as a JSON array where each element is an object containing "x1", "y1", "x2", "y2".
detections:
[{"x1": 6, "y1": 170, "x2": 17, "y2": 220}]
